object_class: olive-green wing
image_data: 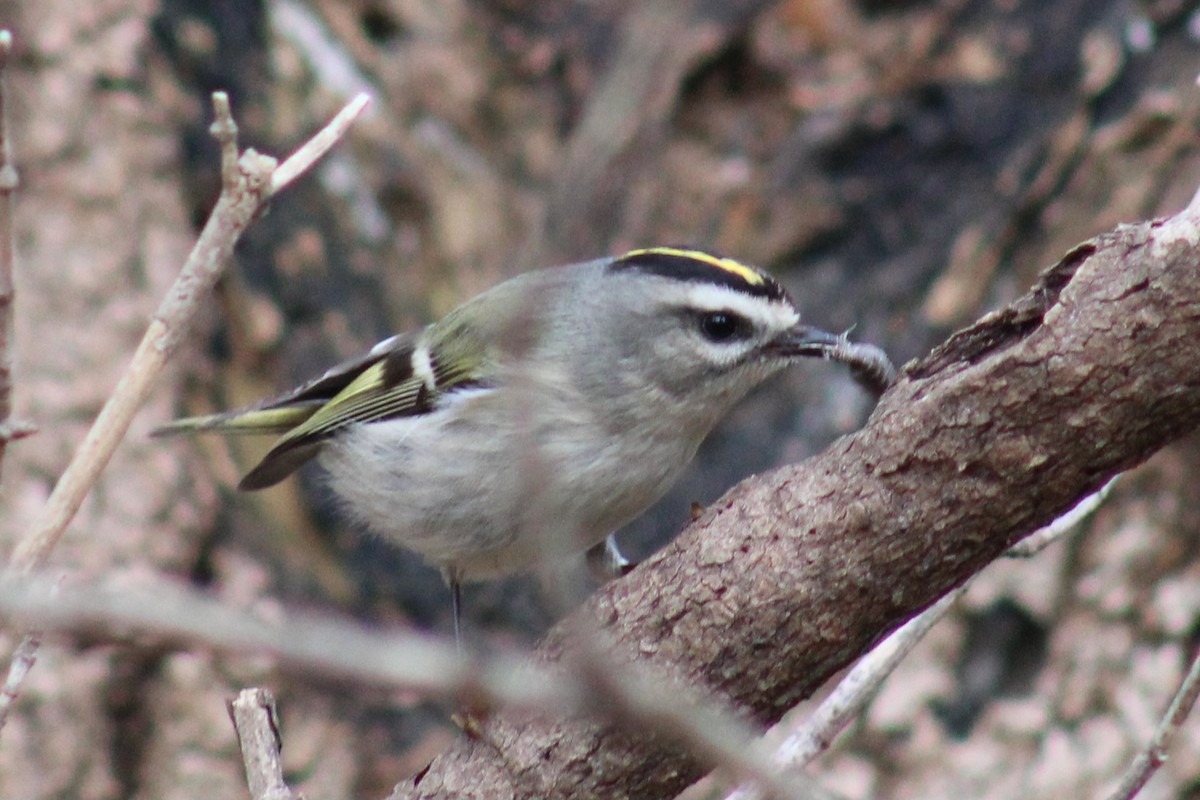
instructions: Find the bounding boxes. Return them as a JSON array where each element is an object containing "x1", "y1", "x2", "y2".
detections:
[
  {"x1": 152, "y1": 334, "x2": 417, "y2": 438},
  {"x1": 155, "y1": 332, "x2": 446, "y2": 489},
  {"x1": 238, "y1": 326, "x2": 487, "y2": 490}
]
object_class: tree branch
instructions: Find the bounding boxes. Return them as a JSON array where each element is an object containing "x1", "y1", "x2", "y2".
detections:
[
  {"x1": 387, "y1": 198, "x2": 1200, "y2": 799},
  {"x1": 4, "y1": 93, "x2": 274, "y2": 576},
  {"x1": 0, "y1": 90, "x2": 369, "y2": 736},
  {"x1": 229, "y1": 688, "x2": 301, "y2": 800},
  {"x1": 0, "y1": 28, "x2": 35, "y2": 477},
  {"x1": 1104, "y1": 640, "x2": 1200, "y2": 800},
  {"x1": 4, "y1": 89, "x2": 369, "y2": 577},
  {"x1": 724, "y1": 477, "x2": 1116, "y2": 800}
]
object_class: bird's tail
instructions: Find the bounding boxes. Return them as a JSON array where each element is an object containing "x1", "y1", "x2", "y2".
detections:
[{"x1": 151, "y1": 403, "x2": 321, "y2": 438}]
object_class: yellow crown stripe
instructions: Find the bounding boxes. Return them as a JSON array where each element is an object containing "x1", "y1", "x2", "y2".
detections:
[{"x1": 623, "y1": 247, "x2": 765, "y2": 287}]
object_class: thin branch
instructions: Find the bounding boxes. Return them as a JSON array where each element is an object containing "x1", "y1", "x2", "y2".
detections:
[
  {"x1": 0, "y1": 571, "x2": 826, "y2": 800},
  {"x1": 4, "y1": 97, "x2": 273, "y2": 577},
  {"x1": 209, "y1": 92, "x2": 242, "y2": 191},
  {"x1": 271, "y1": 92, "x2": 371, "y2": 194},
  {"x1": 2, "y1": 89, "x2": 370, "y2": 578},
  {"x1": 0, "y1": 28, "x2": 35, "y2": 478},
  {"x1": 567, "y1": 631, "x2": 820, "y2": 800},
  {"x1": 743, "y1": 586, "x2": 965, "y2": 800},
  {"x1": 1005, "y1": 475, "x2": 1117, "y2": 558},
  {"x1": 0, "y1": 567, "x2": 833, "y2": 795},
  {"x1": 229, "y1": 688, "x2": 302, "y2": 800},
  {"x1": 0, "y1": 91, "x2": 367, "y2": 737},
  {"x1": 0, "y1": 29, "x2": 31, "y2": 735},
  {"x1": 724, "y1": 476, "x2": 1118, "y2": 800},
  {"x1": 1104, "y1": 645, "x2": 1200, "y2": 800},
  {"x1": 0, "y1": 574, "x2": 570, "y2": 711},
  {"x1": 0, "y1": 632, "x2": 38, "y2": 730}
]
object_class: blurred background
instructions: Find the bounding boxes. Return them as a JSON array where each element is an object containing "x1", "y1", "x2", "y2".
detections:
[{"x1": 2, "y1": 0, "x2": 1200, "y2": 797}]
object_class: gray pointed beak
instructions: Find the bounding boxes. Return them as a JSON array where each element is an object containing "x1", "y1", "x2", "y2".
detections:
[{"x1": 769, "y1": 324, "x2": 841, "y2": 358}]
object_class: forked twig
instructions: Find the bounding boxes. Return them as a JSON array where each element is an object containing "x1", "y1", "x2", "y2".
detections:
[
  {"x1": 6, "y1": 91, "x2": 369, "y2": 575},
  {"x1": 0, "y1": 89, "x2": 370, "y2": 734}
]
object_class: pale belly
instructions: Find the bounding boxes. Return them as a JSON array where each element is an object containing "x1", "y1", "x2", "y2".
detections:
[{"x1": 317, "y1": 389, "x2": 701, "y2": 580}]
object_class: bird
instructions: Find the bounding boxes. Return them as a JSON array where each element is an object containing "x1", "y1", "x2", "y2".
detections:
[{"x1": 157, "y1": 247, "x2": 888, "y2": 641}]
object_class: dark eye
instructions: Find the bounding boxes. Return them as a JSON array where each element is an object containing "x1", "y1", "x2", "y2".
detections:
[{"x1": 698, "y1": 311, "x2": 747, "y2": 343}]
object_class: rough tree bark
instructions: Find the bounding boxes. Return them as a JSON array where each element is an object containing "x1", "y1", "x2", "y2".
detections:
[{"x1": 387, "y1": 201, "x2": 1200, "y2": 799}]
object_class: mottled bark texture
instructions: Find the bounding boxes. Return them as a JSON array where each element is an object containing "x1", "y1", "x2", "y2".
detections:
[{"x1": 389, "y1": 204, "x2": 1200, "y2": 800}]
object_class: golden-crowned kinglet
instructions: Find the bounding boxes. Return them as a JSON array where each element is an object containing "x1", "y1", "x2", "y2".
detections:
[{"x1": 158, "y1": 247, "x2": 893, "y2": 635}]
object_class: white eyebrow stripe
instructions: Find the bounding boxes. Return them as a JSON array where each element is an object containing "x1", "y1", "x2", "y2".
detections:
[{"x1": 682, "y1": 283, "x2": 799, "y2": 330}]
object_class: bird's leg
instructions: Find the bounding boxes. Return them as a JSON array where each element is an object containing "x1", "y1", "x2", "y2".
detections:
[
  {"x1": 441, "y1": 566, "x2": 467, "y2": 654},
  {"x1": 586, "y1": 533, "x2": 635, "y2": 582},
  {"x1": 443, "y1": 568, "x2": 492, "y2": 736}
]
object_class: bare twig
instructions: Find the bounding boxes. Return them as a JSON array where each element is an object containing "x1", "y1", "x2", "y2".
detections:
[
  {"x1": 5, "y1": 92, "x2": 273, "y2": 576},
  {"x1": 1104, "y1": 645, "x2": 1200, "y2": 800},
  {"x1": 0, "y1": 91, "x2": 368, "y2": 737},
  {"x1": 0, "y1": 569, "x2": 824, "y2": 800},
  {"x1": 724, "y1": 478, "x2": 1119, "y2": 800},
  {"x1": 0, "y1": 632, "x2": 38, "y2": 729},
  {"x1": 230, "y1": 688, "x2": 301, "y2": 800},
  {"x1": 1005, "y1": 475, "x2": 1117, "y2": 558},
  {"x1": 767, "y1": 588, "x2": 966, "y2": 796},
  {"x1": 0, "y1": 29, "x2": 35, "y2": 478},
  {"x1": 0, "y1": 574, "x2": 569, "y2": 711},
  {"x1": 3, "y1": 89, "x2": 368, "y2": 577},
  {"x1": 209, "y1": 93, "x2": 242, "y2": 191},
  {"x1": 0, "y1": 568, "x2": 830, "y2": 791},
  {"x1": 568, "y1": 631, "x2": 820, "y2": 800},
  {"x1": 271, "y1": 92, "x2": 370, "y2": 194},
  {"x1": 0, "y1": 29, "x2": 33, "y2": 734}
]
